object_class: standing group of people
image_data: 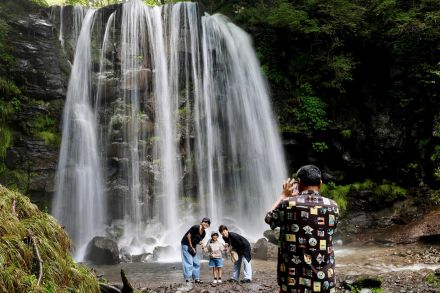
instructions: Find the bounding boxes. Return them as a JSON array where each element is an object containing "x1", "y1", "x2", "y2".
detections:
[
  {"x1": 180, "y1": 165, "x2": 340, "y2": 293},
  {"x1": 180, "y1": 219, "x2": 252, "y2": 286}
]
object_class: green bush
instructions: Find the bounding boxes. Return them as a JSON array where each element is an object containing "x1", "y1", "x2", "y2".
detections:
[
  {"x1": 321, "y1": 183, "x2": 349, "y2": 214},
  {"x1": 0, "y1": 127, "x2": 12, "y2": 159}
]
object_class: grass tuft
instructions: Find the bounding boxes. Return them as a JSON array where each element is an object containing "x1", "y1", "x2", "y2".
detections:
[{"x1": 0, "y1": 185, "x2": 100, "y2": 292}]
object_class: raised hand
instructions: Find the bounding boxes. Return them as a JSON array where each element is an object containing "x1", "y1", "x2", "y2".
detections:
[{"x1": 281, "y1": 177, "x2": 297, "y2": 197}]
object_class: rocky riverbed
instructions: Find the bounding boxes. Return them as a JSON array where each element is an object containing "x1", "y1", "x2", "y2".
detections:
[{"x1": 91, "y1": 243, "x2": 440, "y2": 293}]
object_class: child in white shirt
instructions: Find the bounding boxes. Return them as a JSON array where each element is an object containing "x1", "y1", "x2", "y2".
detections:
[{"x1": 205, "y1": 231, "x2": 227, "y2": 284}]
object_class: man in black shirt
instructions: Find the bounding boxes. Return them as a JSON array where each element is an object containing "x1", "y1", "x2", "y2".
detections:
[
  {"x1": 181, "y1": 217, "x2": 210, "y2": 284},
  {"x1": 219, "y1": 225, "x2": 252, "y2": 283}
]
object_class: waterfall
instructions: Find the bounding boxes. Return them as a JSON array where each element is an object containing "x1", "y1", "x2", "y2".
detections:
[
  {"x1": 59, "y1": 5, "x2": 64, "y2": 49},
  {"x1": 198, "y1": 14, "x2": 287, "y2": 237},
  {"x1": 73, "y1": 5, "x2": 86, "y2": 48},
  {"x1": 53, "y1": 0, "x2": 286, "y2": 261},
  {"x1": 53, "y1": 9, "x2": 105, "y2": 260}
]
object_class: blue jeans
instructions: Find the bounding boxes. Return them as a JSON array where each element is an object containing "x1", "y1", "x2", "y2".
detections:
[
  {"x1": 231, "y1": 255, "x2": 252, "y2": 281},
  {"x1": 181, "y1": 245, "x2": 200, "y2": 280}
]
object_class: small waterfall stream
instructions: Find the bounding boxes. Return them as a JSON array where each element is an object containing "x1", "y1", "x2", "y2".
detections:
[
  {"x1": 52, "y1": 0, "x2": 287, "y2": 261},
  {"x1": 53, "y1": 8, "x2": 106, "y2": 260}
]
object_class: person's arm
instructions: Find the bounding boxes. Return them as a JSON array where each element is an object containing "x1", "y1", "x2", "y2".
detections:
[{"x1": 186, "y1": 233, "x2": 195, "y2": 251}]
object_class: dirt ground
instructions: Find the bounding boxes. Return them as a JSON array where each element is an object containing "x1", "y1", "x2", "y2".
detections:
[{"x1": 92, "y1": 244, "x2": 440, "y2": 293}]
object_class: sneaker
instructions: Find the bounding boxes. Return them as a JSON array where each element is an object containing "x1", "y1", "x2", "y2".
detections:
[
  {"x1": 228, "y1": 278, "x2": 238, "y2": 283},
  {"x1": 213, "y1": 279, "x2": 217, "y2": 284},
  {"x1": 240, "y1": 279, "x2": 251, "y2": 283},
  {"x1": 218, "y1": 279, "x2": 222, "y2": 283},
  {"x1": 194, "y1": 279, "x2": 203, "y2": 284}
]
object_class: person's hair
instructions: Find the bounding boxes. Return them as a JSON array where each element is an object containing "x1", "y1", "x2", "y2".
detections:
[
  {"x1": 201, "y1": 217, "x2": 211, "y2": 225},
  {"x1": 296, "y1": 165, "x2": 322, "y2": 186},
  {"x1": 218, "y1": 225, "x2": 228, "y2": 233},
  {"x1": 211, "y1": 232, "x2": 219, "y2": 237}
]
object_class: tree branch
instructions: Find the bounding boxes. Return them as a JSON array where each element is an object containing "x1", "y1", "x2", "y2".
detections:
[
  {"x1": 12, "y1": 199, "x2": 16, "y2": 216},
  {"x1": 28, "y1": 230, "x2": 43, "y2": 286}
]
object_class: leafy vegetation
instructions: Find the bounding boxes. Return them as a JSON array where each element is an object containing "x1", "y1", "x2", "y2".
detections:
[
  {"x1": 219, "y1": 0, "x2": 440, "y2": 186},
  {"x1": 0, "y1": 185, "x2": 100, "y2": 292},
  {"x1": 425, "y1": 272, "x2": 440, "y2": 287},
  {"x1": 321, "y1": 180, "x2": 408, "y2": 214}
]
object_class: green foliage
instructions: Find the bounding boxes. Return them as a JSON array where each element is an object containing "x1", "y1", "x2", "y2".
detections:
[
  {"x1": 351, "y1": 180, "x2": 407, "y2": 200},
  {"x1": 321, "y1": 182, "x2": 349, "y2": 213},
  {"x1": 0, "y1": 185, "x2": 100, "y2": 292},
  {"x1": 312, "y1": 142, "x2": 328, "y2": 153},
  {"x1": 341, "y1": 129, "x2": 352, "y2": 139},
  {"x1": 279, "y1": 83, "x2": 330, "y2": 134},
  {"x1": 230, "y1": 0, "x2": 440, "y2": 185},
  {"x1": 0, "y1": 127, "x2": 12, "y2": 159},
  {"x1": 29, "y1": 114, "x2": 60, "y2": 146},
  {"x1": 424, "y1": 272, "x2": 439, "y2": 287},
  {"x1": 0, "y1": 77, "x2": 21, "y2": 98},
  {"x1": 0, "y1": 163, "x2": 29, "y2": 193},
  {"x1": 322, "y1": 179, "x2": 408, "y2": 214}
]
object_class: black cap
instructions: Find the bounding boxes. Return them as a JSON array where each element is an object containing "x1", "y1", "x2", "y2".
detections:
[{"x1": 201, "y1": 217, "x2": 211, "y2": 225}]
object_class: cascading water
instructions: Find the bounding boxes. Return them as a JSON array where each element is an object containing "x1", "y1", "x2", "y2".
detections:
[
  {"x1": 52, "y1": 0, "x2": 286, "y2": 261},
  {"x1": 53, "y1": 9, "x2": 106, "y2": 260},
  {"x1": 197, "y1": 14, "x2": 287, "y2": 237}
]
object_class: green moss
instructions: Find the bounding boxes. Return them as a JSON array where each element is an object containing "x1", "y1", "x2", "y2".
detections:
[
  {"x1": 0, "y1": 185, "x2": 100, "y2": 292},
  {"x1": 0, "y1": 77, "x2": 21, "y2": 98},
  {"x1": 35, "y1": 131, "x2": 60, "y2": 146},
  {"x1": 321, "y1": 183, "x2": 349, "y2": 213},
  {"x1": 322, "y1": 180, "x2": 408, "y2": 214},
  {"x1": 0, "y1": 163, "x2": 29, "y2": 194},
  {"x1": 0, "y1": 127, "x2": 12, "y2": 159},
  {"x1": 341, "y1": 129, "x2": 352, "y2": 139},
  {"x1": 312, "y1": 142, "x2": 329, "y2": 153},
  {"x1": 425, "y1": 272, "x2": 440, "y2": 287},
  {"x1": 29, "y1": 114, "x2": 60, "y2": 146}
]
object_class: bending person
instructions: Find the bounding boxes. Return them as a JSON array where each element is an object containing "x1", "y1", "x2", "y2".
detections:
[
  {"x1": 219, "y1": 225, "x2": 252, "y2": 283},
  {"x1": 181, "y1": 217, "x2": 211, "y2": 284}
]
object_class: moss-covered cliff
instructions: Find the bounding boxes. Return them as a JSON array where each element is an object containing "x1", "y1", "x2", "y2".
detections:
[{"x1": 0, "y1": 0, "x2": 68, "y2": 209}]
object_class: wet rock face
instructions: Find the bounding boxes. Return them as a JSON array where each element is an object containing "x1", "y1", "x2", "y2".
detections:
[
  {"x1": 0, "y1": 4, "x2": 71, "y2": 209},
  {"x1": 85, "y1": 236, "x2": 120, "y2": 265},
  {"x1": 11, "y1": 11, "x2": 69, "y2": 101}
]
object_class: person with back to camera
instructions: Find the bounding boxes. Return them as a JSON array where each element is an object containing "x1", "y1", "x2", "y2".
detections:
[
  {"x1": 265, "y1": 165, "x2": 340, "y2": 293},
  {"x1": 181, "y1": 217, "x2": 210, "y2": 285},
  {"x1": 218, "y1": 225, "x2": 252, "y2": 283}
]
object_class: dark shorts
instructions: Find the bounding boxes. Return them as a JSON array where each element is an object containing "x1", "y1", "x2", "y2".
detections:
[{"x1": 209, "y1": 258, "x2": 223, "y2": 268}]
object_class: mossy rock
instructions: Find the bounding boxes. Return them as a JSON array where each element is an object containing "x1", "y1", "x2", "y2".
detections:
[
  {"x1": 0, "y1": 184, "x2": 100, "y2": 292},
  {"x1": 342, "y1": 275, "x2": 382, "y2": 290}
]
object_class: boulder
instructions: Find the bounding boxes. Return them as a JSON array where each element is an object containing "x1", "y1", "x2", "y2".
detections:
[
  {"x1": 85, "y1": 236, "x2": 120, "y2": 265},
  {"x1": 119, "y1": 246, "x2": 132, "y2": 263},
  {"x1": 132, "y1": 253, "x2": 151, "y2": 263},
  {"x1": 263, "y1": 229, "x2": 279, "y2": 245},
  {"x1": 341, "y1": 275, "x2": 382, "y2": 290},
  {"x1": 152, "y1": 245, "x2": 174, "y2": 261},
  {"x1": 267, "y1": 242, "x2": 278, "y2": 259},
  {"x1": 252, "y1": 238, "x2": 268, "y2": 260}
]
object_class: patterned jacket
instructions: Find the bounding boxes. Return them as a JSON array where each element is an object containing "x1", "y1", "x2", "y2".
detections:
[{"x1": 265, "y1": 190, "x2": 339, "y2": 293}]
